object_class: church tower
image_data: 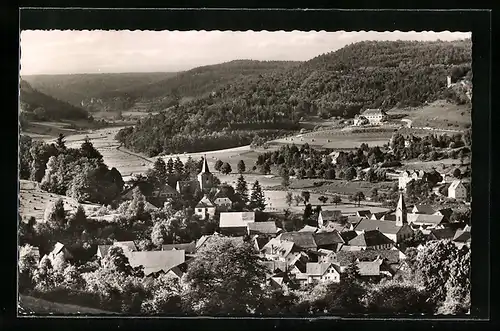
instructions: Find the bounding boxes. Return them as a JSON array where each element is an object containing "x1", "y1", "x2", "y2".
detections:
[
  {"x1": 395, "y1": 193, "x2": 407, "y2": 226},
  {"x1": 197, "y1": 155, "x2": 213, "y2": 191}
]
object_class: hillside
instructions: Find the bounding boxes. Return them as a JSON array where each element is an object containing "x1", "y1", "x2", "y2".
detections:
[
  {"x1": 22, "y1": 72, "x2": 177, "y2": 110},
  {"x1": 19, "y1": 80, "x2": 89, "y2": 121},
  {"x1": 116, "y1": 39, "x2": 472, "y2": 156}
]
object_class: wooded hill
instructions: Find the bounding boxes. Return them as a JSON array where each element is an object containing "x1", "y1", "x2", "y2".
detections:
[
  {"x1": 22, "y1": 72, "x2": 177, "y2": 111},
  {"x1": 19, "y1": 80, "x2": 89, "y2": 121},
  {"x1": 115, "y1": 39, "x2": 472, "y2": 156}
]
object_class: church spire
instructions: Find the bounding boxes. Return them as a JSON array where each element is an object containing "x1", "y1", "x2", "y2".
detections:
[
  {"x1": 395, "y1": 193, "x2": 407, "y2": 226},
  {"x1": 201, "y1": 154, "x2": 210, "y2": 173}
]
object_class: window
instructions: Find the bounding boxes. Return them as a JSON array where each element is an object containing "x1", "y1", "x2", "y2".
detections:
[{"x1": 198, "y1": 209, "x2": 202, "y2": 212}]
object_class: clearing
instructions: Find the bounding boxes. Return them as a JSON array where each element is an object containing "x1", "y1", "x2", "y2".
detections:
[{"x1": 19, "y1": 180, "x2": 100, "y2": 222}]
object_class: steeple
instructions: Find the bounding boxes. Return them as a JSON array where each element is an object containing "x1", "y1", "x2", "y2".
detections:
[
  {"x1": 395, "y1": 193, "x2": 407, "y2": 226},
  {"x1": 201, "y1": 155, "x2": 210, "y2": 173}
]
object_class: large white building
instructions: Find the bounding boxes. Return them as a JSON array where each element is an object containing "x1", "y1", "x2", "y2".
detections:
[{"x1": 361, "y1": 109, "x2": 387, "y2": 125}]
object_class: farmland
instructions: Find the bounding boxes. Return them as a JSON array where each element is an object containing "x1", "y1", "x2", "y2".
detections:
[{"x1": 19, "y1": 180, "x2": 99, "y2": 222}]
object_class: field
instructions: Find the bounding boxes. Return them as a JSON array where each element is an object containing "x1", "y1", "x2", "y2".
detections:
[
  {"x1": 19, "y1": 180, "x2": 100, "y2": 222},
  {"x1": 18, "y1": 295, "x2": 116, "y2": 315},
  {"x1": 387, "y1": 100, "x2": 471, "y2": 130}
]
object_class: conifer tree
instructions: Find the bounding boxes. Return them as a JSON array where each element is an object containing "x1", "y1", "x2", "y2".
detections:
[
  {"x1": 249, "y1": 180, "x2": 266, "y2": 211},
  {"x1": 166, "y1": 158, "x2": 174, "y2": 174},
  {"x1": 235, "y1": 175, "x2": 249, "y2": 205}
]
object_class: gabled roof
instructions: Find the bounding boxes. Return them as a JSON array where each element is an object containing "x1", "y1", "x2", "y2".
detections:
[
  {"x1": 196, "y1": 195, "x2": 215, "y2": 208},
  {"x1": 154, "y1": 184, "x2": 179, "y2": 196},
  {"x1": 125, "y1": 250, "x2": 186, "y2": 276},
  {"x1": 162, "y1": 241, "x2": 197, "y2": 254},
  {"x1": 362, "y1": 108, "x2": 386, "y2": 116},
  {"x1": 449, "y1": 180, "x2": 465, "y2": 191},
  {"x1": 382, "y1": 213, "x2": 396, "y2": 222},
  {"x1": 253, "y1": 236, "x2": 271, "y2": 251},
  {"x1": 356, "y1": 210, "x2": 372, "y2": 218},
  {"x1": 430, "y1": 228, "x2": 457, "y2": 240},
  {"x1": 113, "y1": 241, "x2": 137, "y2": 252},
  {"x1": 165, "y1": 266, "x2": 184, "y2": 279},
  {"x1": 261, "y1": 238, "x2": 295, "y2": 258},
  {"x1": 306, "y1": 262, "x2": 336, "y2": 276},
  {"x1": 214, "y1": 196, "x2": 232, "y2": 204},
  {"x1": 353, "y1": 218, "x2": 404, "y2": 235},
  {"x1": 408, "y1": 214, "x2": 444, "y2": 225},
  {"x1": 261, "y1": 260, "x2": 288, "y2": 274},
  {"x1": 336, "y1": 249, "x2": 400, "y2": 266},
  {"x1": 348, "y1": 230, "x2": 394, "y2": 247},
  {"x1": 453, "y1": 228, "x2": 471, "y2": 243},
  {"x1": 51, "y1": 242, "x2": 65, "y2": 256},
  {"x1": 248, "y1": 221, "x2": 277, "y2": 235},
  {"x1": 196, "y1": 233, "x2": 245, "y2": 252},
  {"x1": 412, "y1": 205, "x2": 436, "y2": 215},
  {"x1": 219, "y1": 212, "x2": 255, "y2": 228},
  {"x1": 97, "y1": 245, "x2": 112, "y2": 257},
  {"x1": 279, "y1": 232, "x2": 317, "y2": 250},
  {"x1": 298, "y1": 225, "x2": 318, "y2": 233},
  {"x1": 370, "y1": 211, "x2": 388, "y2": 220},
  {"x1": 322, "y1": 222, "x2": 348, "y2": 233},
  {"x1": 319, "y1": 210, "x2": 343, "y2": 221},
  {"x1": 346, "y1": 216, "x2": 364, "y2": 225},
  {"x1": 340, "y1": 230, "x2": 358, "y2": 243},
  {"x1": 358, "y1": 259, "x2": 383, "y2": 276},
  {"x1": 313, "y1": 230, "x2": 345, "y2": 246}
]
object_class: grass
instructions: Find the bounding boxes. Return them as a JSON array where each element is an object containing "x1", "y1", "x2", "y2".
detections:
[
  {"x1": 18, "y1": 295, "x2": 116, "y2": 315},
  {"x1": 19, "y1": 180, "x2": 100, "y2": 222}
]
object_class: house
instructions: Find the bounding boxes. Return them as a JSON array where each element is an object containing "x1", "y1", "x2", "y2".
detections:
[
  {"x1": 348, "y1": 230, "x2": 395, "y2": 250},
  {"x1": 357, "y1": 258, "x2": 384, "y2": 278},
  {"x1": 152, "y1": 184, "x2": 180, "y2": 200},
  {"x1": 261, "y1": 260, "x2": 289, "y2": 275},
  {"x1": 453, "y1": 225, "x2": 471, "y2": 248},
  {"x1": 247, "y1": 221, "x2": 278, "y2": 237},
  {"x1": 304, "y1": 263, "x2": 341, "y2": 284},
  {"x1": 407, "y1": 214, "x2": 445, "y2": 228},
  {"x1": 317, "y1": 210, "x2": 344, "y2": 228},
  {"x1": 353, "y1": 218, "x2": 413, "y2": 243},
  {"x1": 361, "y1": 109, "x2": 387, "y2": 125},
  {"x1": 370, "y1": 211, "x2": 388, "y2": 221},
  {"x1": 298, "y1": 225, "x2": 318, "y2": 233},
  {"x1": 162, "y1": 241, "x2": 197, "y2": 255},
  {"x1": 317, "y1": 249, "x2": 337, "y2": 263},
  {"x1": 279, "y1": 232, "x2": 318, "y2": 251},
  {"x1": 313, "y1": 231, "x2": 345, "y2": 251},
  {"x1": 353, "y1": 115, "x2": 369, "y2": 126},
  {"x1": 434, "y1": 208, "x2": 453, "y2": 221},
  {"x1": 48, "y1": 242, "x2": 73, "y2": 262},
  {"x1": 252, "y1": 235, "x2": 271, "y2": 252},
  {"x1": 125, "y1": 250, "x2": 186, "y2": 277},
  {"x1": 448, "y1": 180, "x2": 467, "y2": 200},
  {"x1": 321, "y1": 221, "x2": 348, "y2": 233},
  {"x1": 213, "y1": 196, "x2": 232, "y2": 212},
  {"x1": 194, "y1": 195, "x2": 216, "y2": 219},
  {"x1": 339, "y1": 230, "x2": 359, "y2": 243},
  {"x1": 356, "y1": 210, "x2": 372, "y2": 218},
  {"x1": 96, "y1": 245, "x2": 112, "y2": 259},
  {"x1": 261, "y1": 238, "x2": 303, "y2": 265},
  {"x1": 113, "y1": 241, "x2": 138, "y2": 253},
  {"x1": 219, "y1": 212, "x2": 256, "y2": 236},
  {"x1": 398, "y1": 170, "x2": 425, "y2": 191},
  {"x1": 336, "y1": 249, "x2": 400, "y2": 268},
  {"x1": 429, "y1": 228, "x2": 457, "y2": 241},
  {"x1": 412, "y1": 205, "x2": 436, "y2": 215}
]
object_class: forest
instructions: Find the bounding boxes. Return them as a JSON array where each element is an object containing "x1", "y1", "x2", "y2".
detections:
[
  {"x1": 115, "y1": 39, "x2": 471, "y2": 156},
  {"x1": 19, "y1": 80, "x2": 89, "y2": 121}
]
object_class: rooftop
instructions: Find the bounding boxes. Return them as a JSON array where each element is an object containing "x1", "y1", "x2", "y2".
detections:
[
  {"x1": 279, "y1": 232, "x2": 317, "y2": 250},
  {"x1": 408, "y1": 214, "x2": 444, "y2": 225},
  {"x1": 348, "y1": 230, "x2": 394, "y2": 247},
  {"x1": 247, "y1": 221, "x2": 278, "y2": 235},
  {"x1": 219, "y1": 212, "x2": 256, "y2": 228},
  {"x1": 353, "y1": 218, "x2": 403, "y2": 235},
  {"x1": 125, "y1": 250, "x2": 185, "y2": 276}
]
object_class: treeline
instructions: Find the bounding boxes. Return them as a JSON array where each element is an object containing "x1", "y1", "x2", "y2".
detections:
[
  {"x1": 19, "y1": 134, "x2": 124, "y2": 205},
  {"x1": 116, "y1": 123, "x2": 294, "y2": 156},
  {"x1": 19, "y1": 80, "x2": 89, "y2": 121}
]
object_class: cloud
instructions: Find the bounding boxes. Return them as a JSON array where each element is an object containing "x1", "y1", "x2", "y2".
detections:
[{"x1": 20, "y1": 30, "x2": 471, "y2": 75}]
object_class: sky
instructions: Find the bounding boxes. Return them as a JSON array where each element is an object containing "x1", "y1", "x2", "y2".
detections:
[{"x1": 20, "y1": 30, "x2": 471, "y2": 75}]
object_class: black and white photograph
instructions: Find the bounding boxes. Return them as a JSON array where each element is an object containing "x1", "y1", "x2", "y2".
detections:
[{"x1": 18, "y1": 25, "x2": 474, "y2": 317}]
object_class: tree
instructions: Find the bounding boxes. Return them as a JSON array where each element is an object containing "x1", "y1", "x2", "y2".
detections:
[
  {"x1": 249, "y1": 180, "x2": 266, "y2": 211},
  {"x1": 182, "y1": 237, "x2": 267, "y2": 314},
  {"x1": 102, "y1": 246, "x2": 134, "y2": 275},
  {"x1": 166, "y1": 158, "x2": 174, "y2": 174},
  {"x1": 364, "y1": 282, "x2": 434, "y2": 314},
  {"x1": 44, "y1": 198, "x2": 66, "y2": 229},
  {"x1": 56, "y1": 133, "x2": 66, "y2": 150},
  {"x1": 453, "y1": 168, "x2": 461, "y2": 178},
  {"x1": 351, "y1": 191, "x2": 365, "y2": 206},
  {"x1": 33, "y1": 255, "x2": 55, "y2": 292},
  {"x1": 214, "y1": 159, "x2": 223, "y2": 172},
  {"x1": 318, "y1": 195, "x2": 328, "y2": 204},
  {"x1": 301, "y1": 191, "x2": 311, "y2": 204},
  {"x1": 294, "y1": 195, "x2": 304, "y2": 206},
  {"x1": 281, "y1": 171, "x2": 290, "y2": 189},
  {"x1": 344, "y1": 167, "x2": 357, "y2": 181},
  {"x1": 303, "y1": 203, "x2": 313, "y2": 223},
  {"x1": 153, "y1": 158, "x2": 168, "y2": 185},
  {"x1": 343, "y1": 258, "x2": 360, "y2": 281},
  {"x1": 237, "y1": 160, "x2": 246, "y2": 174},
  {"x1": 127, "y1": 187, "x2": 146, "y2": 219},
  {"x1": 260, "y1": 162, "x2": 271, "y2": 175},
  {"x1": 324, "y1": 168, "x2": 336, "y2": 180},
  {"x1": 235, "y1": 175, "x2": 249, "y2": 205},
  {"x1": 369, "y1": 188, "x2": 379, "y2": 201},
  {"x1": 18, "y1": 244, "x2": 39, "y2": 292},
  {"x1": 80, "y1": 137, "x2": 103, "y2": 162},
  {"x1": 285, "y1": 191, "x2": 293, "y2": 207},
  {"x1": 220, "y1": 162, "x2": 232, "y2": 175},
  {"x1": 68, "y1": 204, "x2": 87, "y2": 231},
  {"x1": 151, "y1": 222, "x2": 168, "y2": 248},
  {"x1": 330, "y1": 195, "x2": 342, "y2": 206},
  {"x1": 141, "y1": 275, "x2": 182, "y2": 314},
  {"x1": 173, "y1": 157, "x2": 184, "y2": 176}
]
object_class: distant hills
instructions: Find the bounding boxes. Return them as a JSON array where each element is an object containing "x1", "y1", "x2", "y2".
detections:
[{"x1": 19, "y1": 80, "x2": 89, "y2": 121}]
